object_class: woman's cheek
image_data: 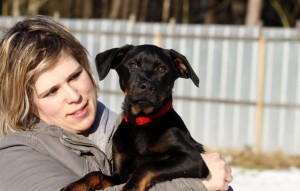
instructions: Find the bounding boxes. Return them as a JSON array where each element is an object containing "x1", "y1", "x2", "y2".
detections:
[
  {"x1": 36, "y1": 97, "x2": 63, "y2": 116},
  {"x1": 33, "y1": 86, "x2": 64, "y2": 116},
  {"x1": 79, "y1": 73, "x2": 96, "y2": 93}
]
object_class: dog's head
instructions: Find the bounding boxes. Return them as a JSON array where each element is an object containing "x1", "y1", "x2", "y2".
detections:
[{"x1": 95, "y1": 44, "x2": 199, "y2": 115}]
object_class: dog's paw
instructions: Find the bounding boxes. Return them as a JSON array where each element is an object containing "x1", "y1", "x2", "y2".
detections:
[
  {"x1": 60, "y1": 182, "x2": 92, "y2": 191},
  {"x1": 121, "y1": 182, "x2": 148, "y2": 191},
  {"x1": 121, "y1": 186, "x2": 140, "y2": 191}
]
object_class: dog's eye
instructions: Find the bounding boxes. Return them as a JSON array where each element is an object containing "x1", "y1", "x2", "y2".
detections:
[
  {"x1": 129, "y1": 63, "x2": 138, "y2": 70},
  {"x1": 158, "y1": 65, "x2": 167, "y2": 73}
]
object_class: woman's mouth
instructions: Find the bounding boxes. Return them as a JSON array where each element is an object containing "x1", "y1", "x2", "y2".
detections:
[{"x1": 69, "y1": 103, "x2": 88, "y2": 119}]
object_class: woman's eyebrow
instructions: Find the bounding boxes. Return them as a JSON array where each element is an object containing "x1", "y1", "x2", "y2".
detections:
[
  {"x1": 36, "y1": 65, "x2": 82, "y2": 98},
  {"x1": 37, "y1": 86, "x2": 58, "y2": 98},
  {"x1": 67, "y1": 65, "x2": 83, "y2": 80}
]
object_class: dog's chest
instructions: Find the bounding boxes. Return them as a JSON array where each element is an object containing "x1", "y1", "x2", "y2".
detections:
[{"x1": 112, "y1": 121, "x2": 159, "y2": 156}]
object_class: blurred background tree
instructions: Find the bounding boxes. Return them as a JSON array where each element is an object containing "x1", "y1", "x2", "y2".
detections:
[{"x1": 1, "y1": 0, "x2": 300, "y2": 27}]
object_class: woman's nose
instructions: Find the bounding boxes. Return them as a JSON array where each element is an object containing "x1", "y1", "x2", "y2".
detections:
[{"x1": 64, "y1": 85, "x2": 81, "y2": 103}]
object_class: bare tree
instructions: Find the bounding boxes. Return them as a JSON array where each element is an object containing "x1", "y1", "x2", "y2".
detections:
[
  {"x1": 27, "y1": 0, "x2": 49, "y2": 15},
  {"x1": 172, "y1": 0, "x2": 182, "y2": 23},
  {"x1": 82, "y1": 0, "x2": 92, "y2": 18},
  {"x1": 245, "y1": 0, "x2": 262, "y2": 26},
  {"x1": 133, "y1": 0, "x2": 140, "y2": 21},
  {"x1": 140, "y1": 0, "x2": 149, "y2": 21},
  {"x1": 269, "y1": 0, "x2": 290, "y2": 27},
  {"x1": 162, "y1": 0, "x2": 171, "y2": 22},
  {"x1": 12, "y1": 0, "x2": 20, "y2": 17},
  {"x1": 97, "y1": 0, "x2": 109, "y2": 18},
  {"x1": 122, "y1": 0, "x2": 130, "y2": 19},
  {"x1": 204, "y1": 0, "x2": 217, "y2": 24},
  {"x1": 2, "y1": 0, "x2": 9, "y2": 15},
  {"x1": 182, "y1": 0, "x2": 189, "y2": 23},
  {"x1": 110, "y1": 0, "x2": 122, "y2": 19},
  {"x1": 231, "y1": 0, "x2": 247, "y2": 25},
  {"x1": 71, "y1": 0, "x2": 82, "y2": 17}
]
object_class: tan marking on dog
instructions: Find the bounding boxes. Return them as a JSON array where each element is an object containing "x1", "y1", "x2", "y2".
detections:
[
  {"x1": 88, "y1": 173, "x2": 103, "y2": 189},
  {"x1": 142, "y1": 107, "x2": 154, "y2": 114},
  {"x1": 131, "y1": 105, "x2": 154, "y2": 115},
  {"x1": 100, "y1": 177, "x2": 114, "y2": 189},
  {"x1": 138, "y1": 171, "x2": 156, "y2": 191},
  {"x1": 160, "y1": 95, "x2": 167, "y2": 102},
  {"x1": 131, "y1": 105, "x2": 142, "y2": 115},
  {"x1": 113, "y1": 152, "x2": 123, "y2": 171},
  {"x1": 174, "y1": 58, "x2": 188, "y2": 78},
  {"x1": 121, "y1": 80, "x2": 126, "y2": 91},
  {"x1": 149, "y1": 143, "x2": 169, "y2": 153},
  {"x1": 116, "y1": 52, "x2": 126, "y2": 57}
]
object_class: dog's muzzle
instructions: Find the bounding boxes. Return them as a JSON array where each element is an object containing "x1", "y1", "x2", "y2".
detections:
[
  {"x1": 139, "y1": 81, "x2": 155, "y2": 94},
  {"x1": 128, "y1": 81, "x2": 159, "y2": 107}
]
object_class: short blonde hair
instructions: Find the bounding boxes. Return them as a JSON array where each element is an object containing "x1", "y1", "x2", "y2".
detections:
[{"x1": 0, "y1": 16, "x2": 98, "y2": 136}]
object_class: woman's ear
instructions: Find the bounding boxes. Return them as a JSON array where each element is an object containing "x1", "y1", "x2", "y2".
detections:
[
  {"x1": 169, "y1": 49, "x2": 200, "y2": 87},
  {"x1": 95, "y1": 44, "x2": 133, "y2": 81}
]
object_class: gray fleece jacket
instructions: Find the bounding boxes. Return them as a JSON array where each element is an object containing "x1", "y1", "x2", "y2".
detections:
[{"x1": 0, "y1": 101, "x2": 207, "y2": 191}]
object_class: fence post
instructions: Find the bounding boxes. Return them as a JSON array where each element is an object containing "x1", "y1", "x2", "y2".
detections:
[
  {"x1": 154, "y1": 33, "x2": 162, "y2": 47},
  {"x1": 127, "y1": 14, "x2": 136, "y2": 33},
  {"x1": 255, "y1": 27, "x2": 266, "y2": 154},
  {"x1": 296, "y1": 20, "x2": 300, "y2": 39}
]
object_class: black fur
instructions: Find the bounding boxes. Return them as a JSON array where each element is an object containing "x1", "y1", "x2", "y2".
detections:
[{"x1": 61, "y1": 44, "x2": 209, "y2": 191}]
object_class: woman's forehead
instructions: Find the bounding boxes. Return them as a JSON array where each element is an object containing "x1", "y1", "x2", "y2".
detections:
[
  {"x1": 33, "y1": 54, "x2": 80, "y2": 92},
  {"x1": 32, "y1": 52, "x2": 72, "y2": 81}
]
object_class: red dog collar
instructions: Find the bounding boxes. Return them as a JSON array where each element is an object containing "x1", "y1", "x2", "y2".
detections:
[{"x1": 123, "y1": 101, "x2": 173, "y2": 126}]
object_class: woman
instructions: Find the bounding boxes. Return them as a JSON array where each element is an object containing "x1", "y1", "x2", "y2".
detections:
[{"x1": 0, "y1": 16, "x2": 232, "y2": 191}]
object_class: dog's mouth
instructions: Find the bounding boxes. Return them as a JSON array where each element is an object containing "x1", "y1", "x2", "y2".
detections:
[
  {"x1": 128, "y1": 91, "x2": 158, "y2": 106},
  {"x1": 126, "y1": 96, "x2": 162, "y2": 115},
  {"x1": 130, "y1": 104, "x2": 154, "y2": 115},
  {"x1": 130, "y1": 100, "x2": 159, "y2": 114},
  {"x1": 132, "y1": 99, "x2": 155, "y2": 106},
  {"x1": 124, "y1": 85, "x2": 169, "y2": 115}
]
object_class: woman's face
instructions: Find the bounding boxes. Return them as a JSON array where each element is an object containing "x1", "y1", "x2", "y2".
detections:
[{"x1": 33, "y1": 54, "x2": 97, "y2": 134}]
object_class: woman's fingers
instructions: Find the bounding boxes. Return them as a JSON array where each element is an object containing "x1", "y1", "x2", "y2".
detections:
[{"x1": 201, "y1": 152, "x2": 233, "y2": 191}]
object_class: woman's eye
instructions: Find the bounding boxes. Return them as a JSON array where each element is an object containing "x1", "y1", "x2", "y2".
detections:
[
  {"x1": 129, "y1": 63, "x2": 138, "y2": 70},
  {"x1": 70, "y1": 71, "x2": 81, "y2": 80},
  {"x1": 45, "y1": 88, "x2": 58, "y2": 97}
]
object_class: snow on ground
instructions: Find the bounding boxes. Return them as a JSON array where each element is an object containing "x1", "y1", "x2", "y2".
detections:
[{"x1": 230, "y1": 166, "x2": 300, "y2": 191}]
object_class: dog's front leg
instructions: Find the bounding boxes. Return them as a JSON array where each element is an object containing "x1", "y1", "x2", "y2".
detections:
[
  {"x1": 121, "y1": 166, "x2": 157, "y2": 191},
  {"x1": 121, "y1": 153, "x2": 207, "y2": 191},
  {"x1": 61, "y1": 171, "x2": 115, "y2": 191}
]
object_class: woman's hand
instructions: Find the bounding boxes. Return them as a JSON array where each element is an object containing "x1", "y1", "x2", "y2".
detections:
[{"x1": 200, "y1": 152, "x2": 233, "y2": 191}]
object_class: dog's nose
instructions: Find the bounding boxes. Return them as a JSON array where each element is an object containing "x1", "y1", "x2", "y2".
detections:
[{"x1": 140, "y1": 82, "x2": 155, "y2": 93}]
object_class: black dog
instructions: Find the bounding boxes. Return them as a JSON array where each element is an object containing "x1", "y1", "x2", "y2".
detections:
[{"x1": 61, "y1": 44, "x2": 209, "y2": 191}]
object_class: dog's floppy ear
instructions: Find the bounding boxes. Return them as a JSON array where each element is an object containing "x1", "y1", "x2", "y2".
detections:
[
  {"x1": 95, "y1": 44, "x2": 133, "y2": 80},
  {"x1": 169, "y1": 49, "x2": 200, "y2": 87}
]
